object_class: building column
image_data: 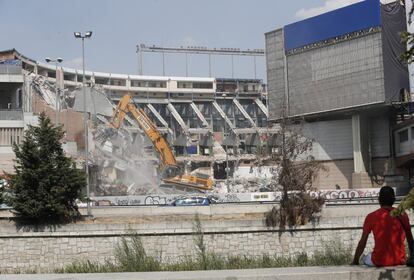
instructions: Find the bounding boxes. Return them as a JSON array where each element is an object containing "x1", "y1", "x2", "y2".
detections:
[{"x1": 352, "y1": 114, "x2": 371, "y2": 188}]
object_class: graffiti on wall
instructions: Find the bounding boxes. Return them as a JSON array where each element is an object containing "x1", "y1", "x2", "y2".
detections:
[
  {"x1": 144, "y1": 196, "x2": 168, "y2": 205},
  {"x1": 309, "y1": 189, "x2": 381, "y2": 200},
  {"x1": 91, "y1": 188, "x2": 383, "y2": 206}
]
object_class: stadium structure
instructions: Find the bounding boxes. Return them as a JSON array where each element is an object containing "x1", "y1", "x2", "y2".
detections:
[
  {"x1": 2, "y1": 0, "x2": 414, "y2": 196},
  {"x1": 266, "y1": 0, "x2": 413, "y2": 190},
  {"x1": 0, "y1": 48, "x2": 276, "y2": 195}
]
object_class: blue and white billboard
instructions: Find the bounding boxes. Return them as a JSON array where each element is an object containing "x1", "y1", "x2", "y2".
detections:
[{"x1": 284, "y1": 0, "x2": 381, "y2": 51}]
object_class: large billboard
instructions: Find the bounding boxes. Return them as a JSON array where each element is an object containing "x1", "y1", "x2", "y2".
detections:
[{"x1": 284, "y1": 0, "x2": 381, "y2": 51}]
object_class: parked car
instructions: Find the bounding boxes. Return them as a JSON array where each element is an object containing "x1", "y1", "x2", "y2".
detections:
[{"x1": 171, "y1": 196, "x2": 212, "y2": 206}]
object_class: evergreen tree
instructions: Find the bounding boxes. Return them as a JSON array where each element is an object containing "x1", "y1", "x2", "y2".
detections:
[{"x1": 6, "y1": 112, "x2": 85, "y2": 223}]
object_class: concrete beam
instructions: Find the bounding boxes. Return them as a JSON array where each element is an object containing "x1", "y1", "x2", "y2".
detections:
[
  {"x1": 212, "y1": 101, "x2": 234, "y2": 130},
  {"x1": 352, "y1": 115, "x2": 365, "y2": 173},
  {"x1": 146, "y1": 103, "x2": 169, "y2": 128},
  {"x1": 351, "y1": 114, "x2": 371, "y2": 188},
  {"x1": 233, "y1": 99, "x2": 256, "y2": 128},
  {"x1": 190, "y1": 102, "x2": 210, "y2": 128},
  {"x1": 167, "y1": 103, "x2": 189, "y2": 133},
  {"x1": 254, "y1": 98, "x2": 269, "y2": 118}
]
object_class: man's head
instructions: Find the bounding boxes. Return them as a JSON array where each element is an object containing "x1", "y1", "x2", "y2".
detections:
[{"x1": 379, "y1": 186, "x2": 395, "y2": 206}]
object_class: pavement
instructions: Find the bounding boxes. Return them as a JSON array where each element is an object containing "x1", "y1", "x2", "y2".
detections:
[{"x1": 0, "y1": 266, "x2": 413, "y2": 280}]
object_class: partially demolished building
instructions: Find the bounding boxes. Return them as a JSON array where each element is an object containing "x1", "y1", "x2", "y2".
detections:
[{"x1": 0, "y1": 49, "x2": 276, "y2": 195}]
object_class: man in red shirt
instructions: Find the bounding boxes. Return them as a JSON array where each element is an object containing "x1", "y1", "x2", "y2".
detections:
[{"x1": 352, "y1": 186, "x2": 414, "y2": 266}]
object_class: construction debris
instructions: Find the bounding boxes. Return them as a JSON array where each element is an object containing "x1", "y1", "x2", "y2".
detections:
[{"x1": 28, "y1": 71, "x2": 277, "y2": 196}]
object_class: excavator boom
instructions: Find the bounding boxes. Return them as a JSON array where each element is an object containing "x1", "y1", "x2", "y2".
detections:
[
  {"x1": 109, "y1": 94, "x2": 213, "y2": 191},
  {"x1": 110, "y1": 95, "x2": 177, "y2": 171}
]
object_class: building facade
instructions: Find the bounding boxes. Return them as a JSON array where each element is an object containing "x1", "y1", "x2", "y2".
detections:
[{"x1": 265, "y1": 0, "x2": 411, "y2": 189}]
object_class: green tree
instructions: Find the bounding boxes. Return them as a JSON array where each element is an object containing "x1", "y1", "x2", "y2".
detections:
[{"x1": 6, "y1": 112, "x2": 85, "y2": 223}]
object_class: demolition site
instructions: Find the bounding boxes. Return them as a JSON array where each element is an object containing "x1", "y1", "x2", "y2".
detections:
[{"x1": 0, "y1": 0, "x2": 413, "y2": 206}]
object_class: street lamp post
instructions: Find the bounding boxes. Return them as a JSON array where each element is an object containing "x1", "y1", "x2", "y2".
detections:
[
  {"x1": 45, "y1": 57, "x2": 63, "y2": 125},
  {"x1": 74, "y1": 31, "x2": 92, "y2": 216}
]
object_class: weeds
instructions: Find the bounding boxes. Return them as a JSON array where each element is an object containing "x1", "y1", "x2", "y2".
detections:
[
  {"x1": 311, "y1": 241, "x2": 353, "y2": 266},
  {"x1": 62, "y1": 260, "x2": 118, "y2": 273},
  {"x1": 193, "y1": 213, "x2": 207, "y2": 269},
  {"x1": 114, "y1": 232, "x2": 161, "y2": 272},
  {"x1": 58, "y1": 217, "x2": 352, "y2": 273},
  {"x1": 54, "y1": 215, "x2": 353, "y2": 273}
]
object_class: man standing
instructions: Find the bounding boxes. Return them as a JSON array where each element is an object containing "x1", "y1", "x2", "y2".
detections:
[{"x1": 352, "y1": 186, "x2": 414, "y2": 266}]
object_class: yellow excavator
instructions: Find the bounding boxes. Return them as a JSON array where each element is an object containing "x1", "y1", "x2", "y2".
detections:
[{"x1": 108, "y1": 94, "x2": 213, "y2": 192}]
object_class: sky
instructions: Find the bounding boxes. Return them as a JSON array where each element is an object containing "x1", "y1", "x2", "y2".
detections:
[{"x1": 0, "y1": 0, "x2": 399, "y2": 80}]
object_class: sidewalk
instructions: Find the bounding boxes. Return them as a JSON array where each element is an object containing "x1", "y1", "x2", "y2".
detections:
[{"x1": 0, "y1": 266, "x2": 413, "y2": 280}]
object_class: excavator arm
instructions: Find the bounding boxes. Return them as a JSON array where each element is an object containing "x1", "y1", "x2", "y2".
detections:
[
  {"x1": 109, "y1": 94, "x2": 213, "y2": 191},
  {"x1": 110, "y1": 95, "x2": 177, "y2": 173},
  {"x1": 127, "y1": 103, "x2": 177, "y2": 171}
]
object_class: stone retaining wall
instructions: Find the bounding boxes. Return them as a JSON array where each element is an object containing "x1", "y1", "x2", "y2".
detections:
[{"x1": 0, "y1": 206, "x2": 410, "y2": 272}]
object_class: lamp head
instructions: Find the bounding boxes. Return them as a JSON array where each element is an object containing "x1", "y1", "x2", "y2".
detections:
[
  {"x1": 57, "y1": 58, "x2": 63, "y2": 63},
  {"x1": 85, "y1": 31, "x2": 93, "y2": 38},
  {"x1": 45, "y1": 57, "x2": 51, "y2": 63},
  {"x1": 74, "y1": 32, "x2": 81, "y2": 38}
]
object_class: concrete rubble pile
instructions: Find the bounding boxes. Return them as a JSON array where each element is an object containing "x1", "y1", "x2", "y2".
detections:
[
  {"x1": 90, "y1": 132, "x2": 159, "y2": 196},
  {"x1": 83, "y1": 87, "x2": 161, "y2": 196},
  {"x1": 29, "y1": 78, "x2": 161, "y2": 196},
  {"x1": 211, "y1": 164, "x2": 279, "y2": 194}
]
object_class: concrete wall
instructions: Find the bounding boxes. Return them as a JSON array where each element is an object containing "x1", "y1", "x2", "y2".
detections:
[
  {"x1": 303, "y1": 119, "x2": 353, "y2": 161},
  {"x1": 299, "y1": 115, "x2": 392, "y2": 189},
  {"x1": 369, "y1": 114, "x2": 390, "y2": 158},
  {"x1": 314, "y1": 159, "x2": 354, "y2": 189},
  {"x1": 0, "y1": 205, "x2": 402, "y2": 273},
  {"x1": 32, "y1": 95, "x2": 85, "y2": 148},
  {"x1": 265, "y1": 29, "x2": 285, "y2": 120}
]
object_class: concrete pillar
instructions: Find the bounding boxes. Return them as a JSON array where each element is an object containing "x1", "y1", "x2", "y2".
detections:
[
  {"x1": 352, "y1": 114, "x2": 365, "y2": 173},
  {"x1": 126, "y1": 76, "x2": 131, "y2": 89},
  {"x1": 352, "y1": 114, "x2": 371, "y2": 188}
]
